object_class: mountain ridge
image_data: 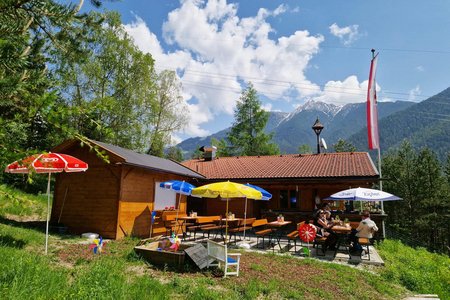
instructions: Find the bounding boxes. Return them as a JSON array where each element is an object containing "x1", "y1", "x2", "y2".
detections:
[{"x1": 177, "y1": 99, "x2": 415, "y2": 158}]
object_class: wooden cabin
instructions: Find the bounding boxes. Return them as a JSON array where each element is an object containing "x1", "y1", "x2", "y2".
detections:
[
  {"x1": 182, "y1": 150, "x2": 385, "y2": 232},
  {"x1": 50, "y1": 139, "x2": 204, "y2": 239}
]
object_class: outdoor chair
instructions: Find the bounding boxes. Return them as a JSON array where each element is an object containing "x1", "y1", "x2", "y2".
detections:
[
  {"x1": 286, "y1": 221, "x2": 305, "y2": 253},
  {"x1": 252, "y1": 219, "x2": 273, "y2": 249},
  {"x1": 206, "y1": 239, "x2": 241, "y2": 277}
]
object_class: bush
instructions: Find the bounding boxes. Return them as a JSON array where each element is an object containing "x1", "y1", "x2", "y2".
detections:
[{"x1": 377, "y1": 239, "x2": 450, "y2": 300}]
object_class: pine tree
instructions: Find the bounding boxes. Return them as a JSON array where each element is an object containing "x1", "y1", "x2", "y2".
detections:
[
  {"x1": 333, "y1": 139, "x2": 356, "y2": 152},
  {"x1": 227, "y1": 82, "x2": 279, "y2": 156},
  {"x1": 382, "y1": 141, "x2": 449, "y2": 253}
]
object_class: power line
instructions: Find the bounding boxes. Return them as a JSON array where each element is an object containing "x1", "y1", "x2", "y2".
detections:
[
  {"x1": 321, "y1": 45, "x2": 450, "y2": 55},
  {"x1": 182, "y1": 79, "x2": 417, "y2": 104},
  {"x1": 156, "y1": 35, "x2": 450, "y2": 54},
  {"x1": 157, "y1": 66, "x2": 450, "y2": 102}
]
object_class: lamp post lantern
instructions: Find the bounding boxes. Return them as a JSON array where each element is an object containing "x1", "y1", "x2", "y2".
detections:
[{"x1": 312, "y1": 117, "x2": 324, "y2": 154}]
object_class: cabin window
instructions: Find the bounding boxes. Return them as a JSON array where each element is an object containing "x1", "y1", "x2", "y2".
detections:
[
  {"x1": 279, "y1": 189, "x2": 299, "y2": 209},
  {"x1": 154, "y1": 182, "x2": 177, "y2": 210}
]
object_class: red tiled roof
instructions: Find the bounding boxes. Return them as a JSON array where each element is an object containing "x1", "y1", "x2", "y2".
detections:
[{"x1": 182, "y1": 152, "x2": 378, "y2": 180}]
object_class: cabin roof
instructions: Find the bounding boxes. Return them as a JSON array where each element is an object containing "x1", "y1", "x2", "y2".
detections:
[
  {"x1": 53, "y1": 139, "x2": 205, "y2": 179},
  {"x1": 182, "y1": 152, "x2": 378, "y2": 180}
]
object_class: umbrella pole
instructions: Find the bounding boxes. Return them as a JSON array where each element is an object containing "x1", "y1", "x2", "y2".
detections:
[
  {"x1": 225, "y1": 198, "x2": 229, "y2": 245},
  {"x1": 175, "y1": 181, "x2": 183, "y2": 225},
  {"x1": 243, "y1": 197, "x2": 248, "y2": 241},
  {"x1": 45, "y1": 173, "x2": 51, "y2": 255},
  {"x1": 175, "y1": 193, "x2": 181, "y2": 236}
]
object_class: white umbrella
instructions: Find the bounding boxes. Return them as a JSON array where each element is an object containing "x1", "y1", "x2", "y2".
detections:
[{"x1": 324, "y1": 187, "x2": 402, "y2": 202}]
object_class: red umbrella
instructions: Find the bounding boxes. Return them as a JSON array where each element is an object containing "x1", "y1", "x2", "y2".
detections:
[{"x1": 5, "y1": 153, "x2": 88, "y2": 254}]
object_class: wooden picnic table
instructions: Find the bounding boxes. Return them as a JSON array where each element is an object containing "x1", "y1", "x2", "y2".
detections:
[
  {"x1": 332, "y1": 224, "x2": 352, "y2": 233},
  {"x1": 331, "y1": 224, "x2": 352, "y2": 257},
  {"x1": 267, "y1": 221, "x2": 292, "y2": 251}
]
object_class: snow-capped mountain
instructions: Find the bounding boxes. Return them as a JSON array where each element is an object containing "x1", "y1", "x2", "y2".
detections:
[{"x1": 177, "y1": 100, "x2": 414, "y2": 157}]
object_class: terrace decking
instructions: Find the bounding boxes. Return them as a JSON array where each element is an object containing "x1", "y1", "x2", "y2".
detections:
[{"x1": 183, "y1": 231, "x2": 385, "y2": 266}]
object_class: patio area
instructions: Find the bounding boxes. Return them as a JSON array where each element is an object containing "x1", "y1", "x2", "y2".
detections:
[{"x1": 181, "y1": 231, "x2": 385, "y2": 267}]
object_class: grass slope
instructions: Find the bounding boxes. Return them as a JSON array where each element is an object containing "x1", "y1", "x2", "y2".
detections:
[{"x1": 0, "y1": 185, "x2": 447, "y2": 299}]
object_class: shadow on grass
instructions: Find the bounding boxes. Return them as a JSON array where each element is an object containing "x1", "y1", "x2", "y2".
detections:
[
  {"x1": 0, "y1": 234, "x2": 26, "y2": 249},
  {"x1": 0, "y1": 215, "x2": 45, "y2": 231},
  {"x1": 0, "y1": 216, "x2": 77, "y2": 240}
]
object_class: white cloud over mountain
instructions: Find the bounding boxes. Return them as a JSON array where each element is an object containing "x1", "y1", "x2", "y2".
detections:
[
  {"x1": 123, "y1": 0, "x2": 371, "y2": 137},
  {"x1": 408, "y1": 85, "x2": 422, "y2": 102}
]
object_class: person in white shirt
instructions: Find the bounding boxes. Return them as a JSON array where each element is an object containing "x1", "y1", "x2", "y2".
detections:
[
  {"x1": 356, "y1": 210, "x2": 379, "y2": 239},
  {"x1": 349, "y1": 210, "x2": 378, "y2": 255}
]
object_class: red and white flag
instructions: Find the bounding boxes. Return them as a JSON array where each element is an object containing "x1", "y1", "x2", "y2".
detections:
[{"x1": 367, "y1": 53, "x2": 379, "y2": 150}]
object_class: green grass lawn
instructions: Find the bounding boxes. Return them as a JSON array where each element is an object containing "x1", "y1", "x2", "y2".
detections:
[{"x1": 0, "y1": 185, "x2": 448, "y2": 299}]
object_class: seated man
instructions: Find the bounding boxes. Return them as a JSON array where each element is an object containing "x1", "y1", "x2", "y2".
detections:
[
  {"x1": 350, "y1": 210, "x2": 378, "y2": 255},
  {"x1": 356, "y1": 210, "x2": 378, "y2": 239}
]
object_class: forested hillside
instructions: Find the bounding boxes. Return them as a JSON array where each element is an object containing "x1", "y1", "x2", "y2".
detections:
[
  {"x1": 350, "y1": 87, "x2": 450, "y2": 161},
  {"x1": 177, "y1": 100, "x2": 413, "y2": 157}
]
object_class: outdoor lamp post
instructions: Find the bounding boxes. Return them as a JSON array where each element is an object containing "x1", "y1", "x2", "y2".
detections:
[{"x1": 312, "y1": 117, "x2": 324, "y2": 154}]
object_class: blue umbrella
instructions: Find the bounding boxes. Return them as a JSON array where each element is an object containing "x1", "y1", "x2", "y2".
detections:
[
  {"x1": 244, "y1": 183, "x2": 272, "y2": 200},
  {"x1": 160, "y1": 180, "x2": 196, "y2": 195},
  {"x1": 159, "y1": 180, "x2": 196, "y2": 236},
  {"x1": 239, "y1": 183, "x2": 271, "y2": 246}
]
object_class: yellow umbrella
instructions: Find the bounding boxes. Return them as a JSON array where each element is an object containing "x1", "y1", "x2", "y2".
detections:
[{"x1": 191, "y1": 181, "x2": 262, "y2": 244}]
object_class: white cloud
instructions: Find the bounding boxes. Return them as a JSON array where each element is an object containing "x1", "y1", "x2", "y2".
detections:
[
  {"x1": 408, "y1": 85, "x2": 421, "y2": 102},
  {"x1": 329, "y1": 23, "x2": 360, "y2": 46},
  {"x1": 260, "y1": 103, "x2": 273, "y2": 111},
  {"x1": 123, "y1": 0, "x2": 325, "y2": 137},
  {"x1": 311, "y1": 76, "x2": 367, "y2": 105},
  {"x1": 416, "y1": 65, "x2": 425, "y2": 72},
  {"x1": 272, "y1": 4, "x2": 287, "y2": 16}
]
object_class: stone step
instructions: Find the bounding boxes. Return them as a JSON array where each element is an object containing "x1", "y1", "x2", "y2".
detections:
[{"x1": 404, "y1": 295, "x2": 440, "y2": 300}]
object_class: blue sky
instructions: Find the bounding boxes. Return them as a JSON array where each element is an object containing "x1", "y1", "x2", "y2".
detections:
[{"x1": 83, "y1": 0, "x2": 450, "y2": 142}]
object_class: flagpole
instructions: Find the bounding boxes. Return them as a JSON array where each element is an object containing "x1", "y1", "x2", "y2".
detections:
[{"x1": 370, "y1": 48, "x2": 386, "y2": 239}]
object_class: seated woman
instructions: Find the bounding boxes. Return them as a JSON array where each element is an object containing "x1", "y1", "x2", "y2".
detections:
[{"x1": 314, "y1": 210, "x2": 338, "y2": 251}]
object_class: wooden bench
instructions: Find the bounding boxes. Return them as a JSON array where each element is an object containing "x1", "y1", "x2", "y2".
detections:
[
  {"x1": 200, "y1": 217, "x2": 225, "y2": 239},
  {"x1": 358, "y1": 237, "x2": 371, "y2": 260},
  {"x1": 286, "y1": 221, "x2": 305, "y2": 252},
  {"x1": 206, "y1": 239, "x2": 241, "y2": 277},
  {"x1": 162, "y1": 213, "x2": 187, "y2": 236},
  {"x1": 228, "y1": 218, "x2": 255, "y2": 243},
  {"x1": 186, "y1": 216, "x2": 220, "y2": 240},
  {"x1": 313, "y1": 236, "x2": 327, "y2": 256},
  {"x1": 252, "y1": 219, "x2": 273, "y2": 248}
]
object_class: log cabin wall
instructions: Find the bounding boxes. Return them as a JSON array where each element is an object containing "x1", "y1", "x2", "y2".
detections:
[
  {"x1": 51, "y1": 145, "x2": 121, "y2": 239},
  {"x1": 51, "y1": 140, "x2": 196, "y2": 239},
  {"x1": 199, "y1": 180, "x2": 374, "y2": 219},
  {"x1": 202, "y1": 197, "x2": 254, "y2": 219},
  {"x1": 116, "y1": 166, "x2": 189, "y2": 239}
]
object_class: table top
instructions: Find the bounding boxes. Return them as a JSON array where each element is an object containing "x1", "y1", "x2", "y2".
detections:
[
  {"x1": 179, "y1": 216, "x2": 197, "y2": 220},
  {"x1": 221, "y1": 218, "x2": 243, "y2": 221},
  {"x1": 268, "y1": 221, "x2": 292, "y2": 227},
  {"x1": 332, "y1": 225, "x2": 352, "y2": 233}
]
